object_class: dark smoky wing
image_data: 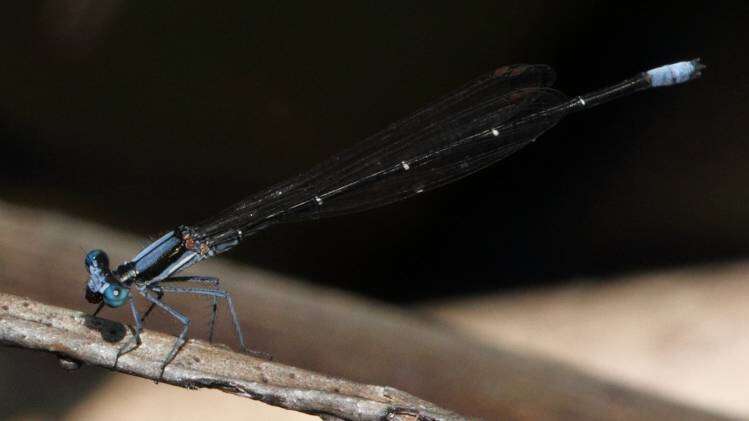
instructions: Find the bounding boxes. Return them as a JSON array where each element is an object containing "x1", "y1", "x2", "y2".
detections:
[{"x1": 285, "y1": 87, "x2": 568, "y2": 218}]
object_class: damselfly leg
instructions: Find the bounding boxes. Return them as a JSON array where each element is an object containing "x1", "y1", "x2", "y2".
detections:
[
  {"x1": 158, "y1": 284, "x2": 246, "y2": 351},
  {"x1": 137, "y1": 286, "x2": 191, "y2": 379},
  {"x1": 124, "y1": 276, "x2": 267, "y2": 378},
  {"x1": 142, "y1": 276, "x2": 244, "y2": 348},
  {"x1": 113, "y1": 297, "x2": 143, "y2": 367},
  {"x1": 154, "y1": 279, "x2": 272, "y2": 360}
]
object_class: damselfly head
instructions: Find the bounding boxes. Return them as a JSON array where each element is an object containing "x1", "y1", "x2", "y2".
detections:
[
  {"x1": 85, "y1": 249, "x2": 109, "y2": 304},
  {"x1": 84, "y1": 249, "x2": 129, "y2": 307}
]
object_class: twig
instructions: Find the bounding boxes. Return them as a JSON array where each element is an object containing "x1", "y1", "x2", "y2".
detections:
[{"x1": 0, "y1": 292, "x2": 465, "y2": 421}]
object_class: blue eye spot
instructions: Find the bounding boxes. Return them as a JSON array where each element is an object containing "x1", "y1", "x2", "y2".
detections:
[{"x1": 103, "y1": 284, "x2": 129, "y2": 308}]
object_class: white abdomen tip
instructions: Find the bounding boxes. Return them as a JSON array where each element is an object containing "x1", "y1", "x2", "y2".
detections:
[{"x1": 646, "y1": 59, "x2": 704, "y2": 87}]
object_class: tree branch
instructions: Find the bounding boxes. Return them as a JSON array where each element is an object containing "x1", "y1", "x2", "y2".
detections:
[{"x1": 0, "y1": 292, "x2": 465, "y2": 421}]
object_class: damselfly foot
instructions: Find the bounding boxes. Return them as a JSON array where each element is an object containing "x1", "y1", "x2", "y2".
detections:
[{"x1": 242, "y1": 348, "x2": 273, "y2": 361}]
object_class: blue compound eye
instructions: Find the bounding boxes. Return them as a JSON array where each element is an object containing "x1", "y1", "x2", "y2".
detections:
[
  {"x1": 85, "y1": 249, "x2": 109, "y2": 269},
  {"x1": 103, "y1": 284, "x2": 129, "y2": 308}
]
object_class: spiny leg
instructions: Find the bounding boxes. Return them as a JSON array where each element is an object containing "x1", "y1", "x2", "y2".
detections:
[
  {"x1": 161, "y1": 280, "x2": 271, "y2": 359},
  {"x1": 158, "y1": 286, "x2": 246, "y2": 352},
  {"x1": 158, "y1": 275, "x2": 220, "y2": 286},
  {"x1": 114, "y1": 297, "x2": 143, "y2": 368},
  {"x1": 140, "y1": 275, "x2": 219, "y2": 322},
  {"x1": 157, "y1": 276, "x2": 222, "y2": 344},
  {"x1": 170, "y1": 277, "x2": 219, "y2": 342},
  {"x1": 138, "y1": 287, "x2": 190, "y2": 380}
]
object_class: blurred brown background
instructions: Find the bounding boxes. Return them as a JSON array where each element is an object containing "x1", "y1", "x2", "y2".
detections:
[
  {"x1": 1, "y1": 1, "x2": 746, "y2": 299},
  {"x1": 0, "y1": 1, "x2": 748, "y2": 420}
]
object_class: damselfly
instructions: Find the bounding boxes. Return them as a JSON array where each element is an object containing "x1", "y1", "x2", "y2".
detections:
[{"x1": 84, "y1": 59, "x2": 704, "y2": 377}]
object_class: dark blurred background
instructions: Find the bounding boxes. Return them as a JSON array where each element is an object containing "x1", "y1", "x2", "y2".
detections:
[{"x1": 0, "y1": 1, "x2": 746, "y2": 302}]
